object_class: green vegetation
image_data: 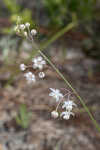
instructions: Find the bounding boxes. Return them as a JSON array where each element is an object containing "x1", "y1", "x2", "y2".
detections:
[
  {"x1": 15, "y1": 104, "x2": 32, "y2": 129},
  {"x1": 3, "y1": 0, "x2": 35, "y2": 33},
  {"x1": 43, "y1": 0, "x2": 96, "y2": 27}
]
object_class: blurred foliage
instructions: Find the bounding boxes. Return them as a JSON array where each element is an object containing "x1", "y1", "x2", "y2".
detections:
[
  {"x1": 82, "y1": 35, "x2": 100, "y2": 59},
  {"x1": 1, "y1": 0, "x2": 36, "y2": 61},
  {"x1": 43, "y1": 0, "x2": 100, "y2": 59},
  {"x1": 0, "y1": 36, "x2": 18, "y2": 60},
  {"x1": 43, "y1": 0, "x2": 96, "y2": 27},
  {"x1": 1, "y1": 0, "x2": 100, "y2": 59},
  {"x1": 81, "y1": 18, "x2": 100, "y2": 59},
  {"x1": 15, "y1": 104, "x2": 32, "y2": 129},
  {"x1": 43, "y1": 0, "x2": 67, "y2": 27}
]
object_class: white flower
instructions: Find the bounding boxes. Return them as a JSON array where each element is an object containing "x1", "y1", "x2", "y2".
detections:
[
  {"x1": 20, "y1": 24, "x2": 25, "y2": 30},
  {"x1": 25, "y1": 22, "x2": 30, "y2": 28},
  {"x1": 62, "y1": 100, "x2": 77, "y2": 111},
  {"x1": 49, "y1": 88, "x2": 63, "y2": 102},
  {"x1": 32, "y1": 56, "x2": 46, "y2": 70},
  {"x1": 24, "y1": 31, "x2": 28, "y2": 37},
  {"x1": 38, "y1": 72, "x2": 45, "y2": 78},
  {"x1": 31, "y1": 29, "x2": 37, "y2": 35},
  {"x1": 51, "y1": 111, "x2": 59, "y2": 119},
  {"x1": 24, "y1": 72, "x2": 36, "y2": 83},
  {"x1": 60, "y1": 111, "x2": 74, "y2": 120},
  {"x1": 20, "y1": 64, "x2": 26, "y2": 71}
]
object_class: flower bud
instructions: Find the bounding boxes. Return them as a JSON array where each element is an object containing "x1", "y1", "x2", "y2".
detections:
[
  {"x1": 20, "y1": 64, "x2": 26, "y2": 71},
  {"x1": 31, "y1": 29, "x2": 37, "y2": 35},
  {"x1": 51, "y1": 111, "x2": 59, "y2": 119},
  {"x1": 20, "y1": 24, "x2": 25, "y2": 30},
  {"x1": 25, "y1": 22, "x2": 30, "y2": 28},
  {"x1": 24, "y1": 31, "x2": 28, "y2": 37},
  {"x1": 38, "y1": 72, "x2": 45, "y2": 78}
]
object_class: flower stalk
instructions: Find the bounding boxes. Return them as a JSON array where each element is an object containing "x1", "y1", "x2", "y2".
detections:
[
  {"x1": 15, "y1": 17, "x2": 100, "y2": 132},
  {"x1": 39, "y1": 50, "x2": 100, "y2": 132}
]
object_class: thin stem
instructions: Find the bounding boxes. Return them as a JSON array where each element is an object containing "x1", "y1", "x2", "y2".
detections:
[
  {"x1": 25, "y1": 22, "x2": 76, "y2": 62},
  {"x1": 38, "y1": 50, "x2": 100, "y2": 132},
  {"x1": 39, "y1": 22, "x2": 76, "y2": 50},
  {"x1": 29, "y1": 24, "x2": 100, "y2": 132},
  {"x1": 56, "y1": 93, "x2": 69, "y2": 111},
  {"x1": 14, "y1": 20, "x2": 100, "y2": 132}
]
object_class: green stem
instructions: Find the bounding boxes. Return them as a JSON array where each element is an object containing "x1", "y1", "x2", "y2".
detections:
[
  {"x1": 27, "y1": 22, "x2": 76, "y2": 61},
  {"x1": 40, "y1": 22, "x2": 76, "y2": 50},
  {"x1": 39, "y1": 50, "x2": 100, "y2": 132},
  {"x1": 26, "y1": 22, "x2": 100, "y2": 132},
  {"x1": 9, "y1": 21, "x2": 100, "y2": 132}
]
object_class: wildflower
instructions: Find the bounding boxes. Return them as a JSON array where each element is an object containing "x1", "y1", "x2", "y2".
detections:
[
  {"x1": 38, "y1": 72, "x2": 45, "y2": 78},
  {"x1": 60, "y1": 111, "x2": 74, "y2": 120},
  {"x1": 49, "y1": 88, "x2": 63, "y2": 102},
  {"x1": 24, "y1": 31, "x2": 28, "y2": 37},
  {"x1": 24, "y1": 72, "x2": 36, "y2": 83},
  {"x1": 19, "y1": 24, "x2": 25, "y2": 30},
  {"x1": 20, "y1": 64, "x2": 26, "y2": 71},
  {"x1": 31, "y1": 29, "x2": 37, "y2": 35},
  {"x1": 32, "y1": 56, "x2": 46, "y2": 70},
  {"x1": 62, "y1": 100, "x2": 77, "y2": 111},
  {"x1": 25, "y1": 22, "x2": 30, "y2": 28},
  {"x1": 51, "y1": 111, "x2": 59, "y2": 119}
]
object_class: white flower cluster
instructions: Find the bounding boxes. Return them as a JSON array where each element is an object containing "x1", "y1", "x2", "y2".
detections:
[
  {"x1": 49, "y1": 88, "x2": 77, "y2": 120},
  {"x1": 20, "y1": 64, "x2": 26, "y2": 71},
  {"x1": 24, "y1": 72, "x2": 36, "y2": 84},
  {"x1": 32, "y1": 56, "x2": 46, "y2": 70},
  {"x1": 20, "y1": 56, "x2": 46, "y2": 83},
  {"x1": 17, "y1": 19, "x2": 47, "y2": 83},
  {"x1": 14, "y1": 17, "x2": 37, "y2": 37}
]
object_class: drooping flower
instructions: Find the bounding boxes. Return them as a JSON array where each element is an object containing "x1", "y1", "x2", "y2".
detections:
[
  {"x1": 24, "y1": 72, "x2": 36, "y2": 83},
  {"x1": 38, "y1": 72, "x2": 45, "y2": 78},
  {"x1": 49, "y1": 88, "x2": 63, "y2": 102},
  {"x1": 60, "y1": 111, "x2": 74, "y2": 120},
  {"x1": 51, "y1": 111, "x2": 59, "y2": 119},
  {"x1": 32, "y1": 56, "x2": 46, "y2": 70},
  {"x1": 31, "y1": 29, "x2": 37, "y2": 35},
  {"x1": 19, "y1": 24, "x2": 25, "y2": 30},
  {"x1": 62, "y1": 100, "x2": 77, "y2": 111},
  {"x1": 25, "y1": 22, "x2": 30, "y2": 28}
]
